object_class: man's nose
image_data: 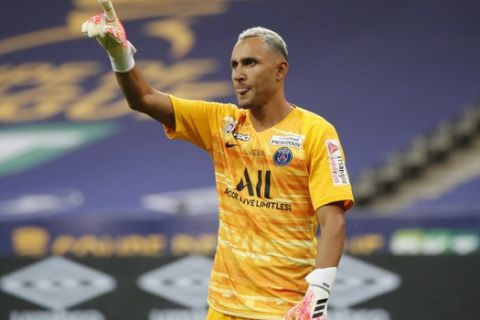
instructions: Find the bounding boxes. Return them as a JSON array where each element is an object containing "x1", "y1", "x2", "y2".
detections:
[{"x1": 233, "y1": 67, "x2": 246, "y2": 82}]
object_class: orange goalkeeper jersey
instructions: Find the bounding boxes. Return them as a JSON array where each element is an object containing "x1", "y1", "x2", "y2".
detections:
[{"x1": 164, "y1": 95, "x2": 354, "y2": 319}]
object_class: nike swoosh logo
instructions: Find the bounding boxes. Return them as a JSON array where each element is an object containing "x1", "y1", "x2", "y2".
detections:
[{"x1": 225, "y1": 142, "x2": 239, "y2": 148}]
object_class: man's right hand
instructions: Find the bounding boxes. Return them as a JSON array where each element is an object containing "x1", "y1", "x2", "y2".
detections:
[{"x1": 81, "y1": 1, "x2": 136, "y2": 72}]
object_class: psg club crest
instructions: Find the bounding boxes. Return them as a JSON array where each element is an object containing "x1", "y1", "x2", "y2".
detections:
[{"x1": 273, "y1": 147, "x2": 293, "y2": 166}]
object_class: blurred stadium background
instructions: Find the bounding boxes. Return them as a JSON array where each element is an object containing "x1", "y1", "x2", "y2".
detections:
[{"x1": 1, "y1": 0, "x2": 480, "y2": 319}]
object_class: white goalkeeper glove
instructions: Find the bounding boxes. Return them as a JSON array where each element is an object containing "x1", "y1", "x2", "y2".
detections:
[
  {"x1": 81, "y1": 10, "x2": 136, "y2": 72},
  {"x1": 284, "y1": 267, "x2": 336, "y2": 320}
]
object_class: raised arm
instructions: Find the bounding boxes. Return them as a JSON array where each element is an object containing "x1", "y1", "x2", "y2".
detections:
[
  {"x1": 115, "y1": 67, "x2": 174, "y2": 127},
  {"x1": 81, "y1": 0, "x2": 174, "y2": 127}
]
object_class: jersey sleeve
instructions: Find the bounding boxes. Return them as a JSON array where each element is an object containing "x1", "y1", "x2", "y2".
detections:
[
  {"x1": 306, "y1": 121, "x2": 354, "y2": 212},
  {"x1": 164, "y1": 95, "x2": 232, "y2": 152}
]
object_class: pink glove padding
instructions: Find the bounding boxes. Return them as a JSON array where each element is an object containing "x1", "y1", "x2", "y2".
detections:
[
  {"x1": 81, "y1": 12, "x2": 136, "y2": 72},
  {"x1": 283, "y1": 267, "x2": 337, "y2": 320}
]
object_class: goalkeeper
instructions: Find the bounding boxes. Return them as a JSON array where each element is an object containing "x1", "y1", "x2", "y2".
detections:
[{"x1": 82, "y1": 2, "x2": 354, "y2": 319}]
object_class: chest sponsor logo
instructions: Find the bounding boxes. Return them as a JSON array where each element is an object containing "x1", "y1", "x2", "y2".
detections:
[
  {"x1": 273, "y1": 147, "x2": 293, "y2": 166},
  {"x1": 269, "y1": 135, "x2": 304, "y2": 148},
  {"x1": 326, "y1": 139, "x2": 350, "y2": 186},
  {"x1": 224, "y1": 168, "x2": 292, "y2": 211}
]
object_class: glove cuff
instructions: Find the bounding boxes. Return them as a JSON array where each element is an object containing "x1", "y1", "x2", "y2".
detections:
[
  {"x1": 108, "y1": 41, "x2": 136, "y2": 73},
  {"x1": 306, "y1": 267, "x2": 337, "y2": 292}
]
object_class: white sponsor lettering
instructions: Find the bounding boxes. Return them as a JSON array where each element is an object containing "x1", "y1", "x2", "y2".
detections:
[
  {"x1": 269, "y1": 135, "x2": 304, "y2": 148},
  {"x1": 233, "y1": 132, "x2": 250, "y2": 141},
  {"x1": 326, "y1": 140, "x2": 350, "y2": 186},
  {"x1": 329, "y1": 156, "x2": 350, "y2": 186}
]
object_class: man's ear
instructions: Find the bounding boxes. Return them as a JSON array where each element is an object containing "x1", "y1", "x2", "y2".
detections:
[{"x1": 276, "y1": 60, "x2": 289, "y2": 81}]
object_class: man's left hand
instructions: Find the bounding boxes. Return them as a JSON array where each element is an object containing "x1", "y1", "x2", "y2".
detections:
[{"x1": 283, "y1": 267, "x2": 336, "y2": 320}]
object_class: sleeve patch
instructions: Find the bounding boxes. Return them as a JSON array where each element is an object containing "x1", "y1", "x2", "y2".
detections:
[{"x1": 326, "y1": 139, "x2": 350, "y2": 186}]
